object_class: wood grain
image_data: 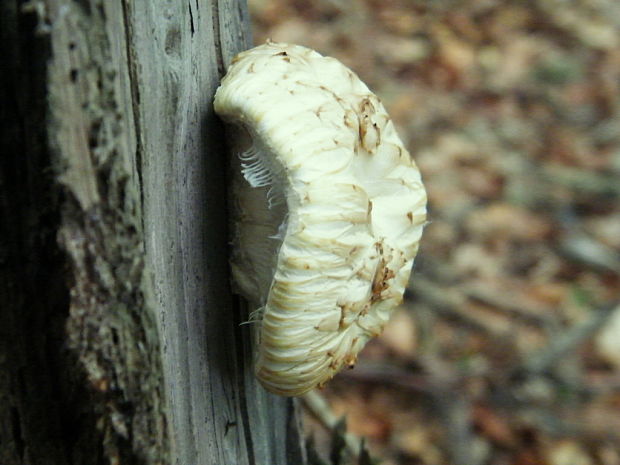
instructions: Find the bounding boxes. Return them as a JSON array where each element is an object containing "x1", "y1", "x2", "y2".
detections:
[{"x1": 1, "y1": 1, "x2": 305, "y2": 464}]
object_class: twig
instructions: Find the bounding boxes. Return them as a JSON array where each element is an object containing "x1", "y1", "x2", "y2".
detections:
[
  {"x1": 336, "y1": 361, "x2": 485, "y2": 465},
  {"x1": 302, "y1": 390, "x2": 363, "y2": 459},
  {"x1": 410, "y1": 277, "x2": 513, "y2": 337},
  {"x1": 559, "y1": 233, "x2": 620, "y2": 273},
  {"x1": 544, "y1": 164, "x2": 620, "y2": 198},
  {"x1": 463, "y1": 284, "x2": 554, "y2": 327},
  {"x1": 436, "y1": 393, "x2": 484, "y2": 465},
  {"x1": 519, "y1": 301, "x2": 619, "y2": 375}
]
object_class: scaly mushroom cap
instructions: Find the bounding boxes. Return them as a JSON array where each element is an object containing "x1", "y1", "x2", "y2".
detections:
[{"x1": 214, "y1": 42, "x2": 426, "y2": 396}]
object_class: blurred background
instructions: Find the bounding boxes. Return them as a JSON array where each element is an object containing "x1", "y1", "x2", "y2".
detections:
[{"x1": 248, "y1": 1, "x2": 620, "y2": 464}]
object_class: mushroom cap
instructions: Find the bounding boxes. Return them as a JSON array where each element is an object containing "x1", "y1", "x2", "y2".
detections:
[{"x1": 214, "y1": 42, "x2": 427, "y2": 396}]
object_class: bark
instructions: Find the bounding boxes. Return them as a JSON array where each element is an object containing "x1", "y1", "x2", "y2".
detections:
[{"x1": 0, "y1": 1, "x2": 306, "y2": 464}]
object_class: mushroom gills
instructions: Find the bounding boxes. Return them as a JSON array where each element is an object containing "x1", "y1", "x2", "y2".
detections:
[
  {"x1": 239, "y1": 141, "x2": 286, "y2": 209},
  {"x1": 236, "y1": 137, "x2": 290, "y2": 307}
]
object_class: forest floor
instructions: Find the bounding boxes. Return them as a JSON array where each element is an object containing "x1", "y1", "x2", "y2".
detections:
[{"x1": 248, "y1": 1, "x2": 620, "y2": 464}]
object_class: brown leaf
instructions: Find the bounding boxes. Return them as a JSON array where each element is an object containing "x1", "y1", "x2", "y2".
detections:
[{"x1": 473, "y1": 404, "x2": 517, "y2": 447}]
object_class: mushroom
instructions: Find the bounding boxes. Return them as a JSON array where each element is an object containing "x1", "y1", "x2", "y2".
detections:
[{"x1": 214, "y1": 41, "x2": 427, "y2": 396}]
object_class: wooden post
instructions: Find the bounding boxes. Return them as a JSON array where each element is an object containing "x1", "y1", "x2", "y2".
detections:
[{"x1": 0, "y1": 1, "x2": 305, "y2": 464}]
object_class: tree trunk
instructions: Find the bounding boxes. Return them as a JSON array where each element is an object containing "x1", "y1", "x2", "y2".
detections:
[{"x1": 0, "y1": 1, "x2": 306, "y2": 464}]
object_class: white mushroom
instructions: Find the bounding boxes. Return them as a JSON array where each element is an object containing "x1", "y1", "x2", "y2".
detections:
[{"x1": 214, "y1": 41, "x2": 427, "y2": 396}]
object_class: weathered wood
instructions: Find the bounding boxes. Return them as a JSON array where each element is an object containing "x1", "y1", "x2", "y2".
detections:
[
  {"x1": 129, "y1": 0, "x2": 306, "y2": 463},
  {"x1": 0, "y1": 1, "x2": 305, "y2": 464},
  {"x1": 1, "y1": 3, "x2": 75, "y2": 464}
]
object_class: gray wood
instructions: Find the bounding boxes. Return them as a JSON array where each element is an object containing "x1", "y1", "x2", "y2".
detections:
[
  {"x1": 1, "y1": 0, "x2": 305, "y2": 464},
  {"x1": 130, "y1": 1, "x2": 306, "y2": 464}
]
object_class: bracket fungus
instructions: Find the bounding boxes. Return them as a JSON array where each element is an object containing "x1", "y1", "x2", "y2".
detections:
[{"x1": 214, "y1": 42, "x2": 427, "y2": 396}]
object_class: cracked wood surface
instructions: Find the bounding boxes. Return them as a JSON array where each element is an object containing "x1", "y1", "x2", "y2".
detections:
[{"x1": 1, "y1": 1, "x2": 305, "y2": 464}]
